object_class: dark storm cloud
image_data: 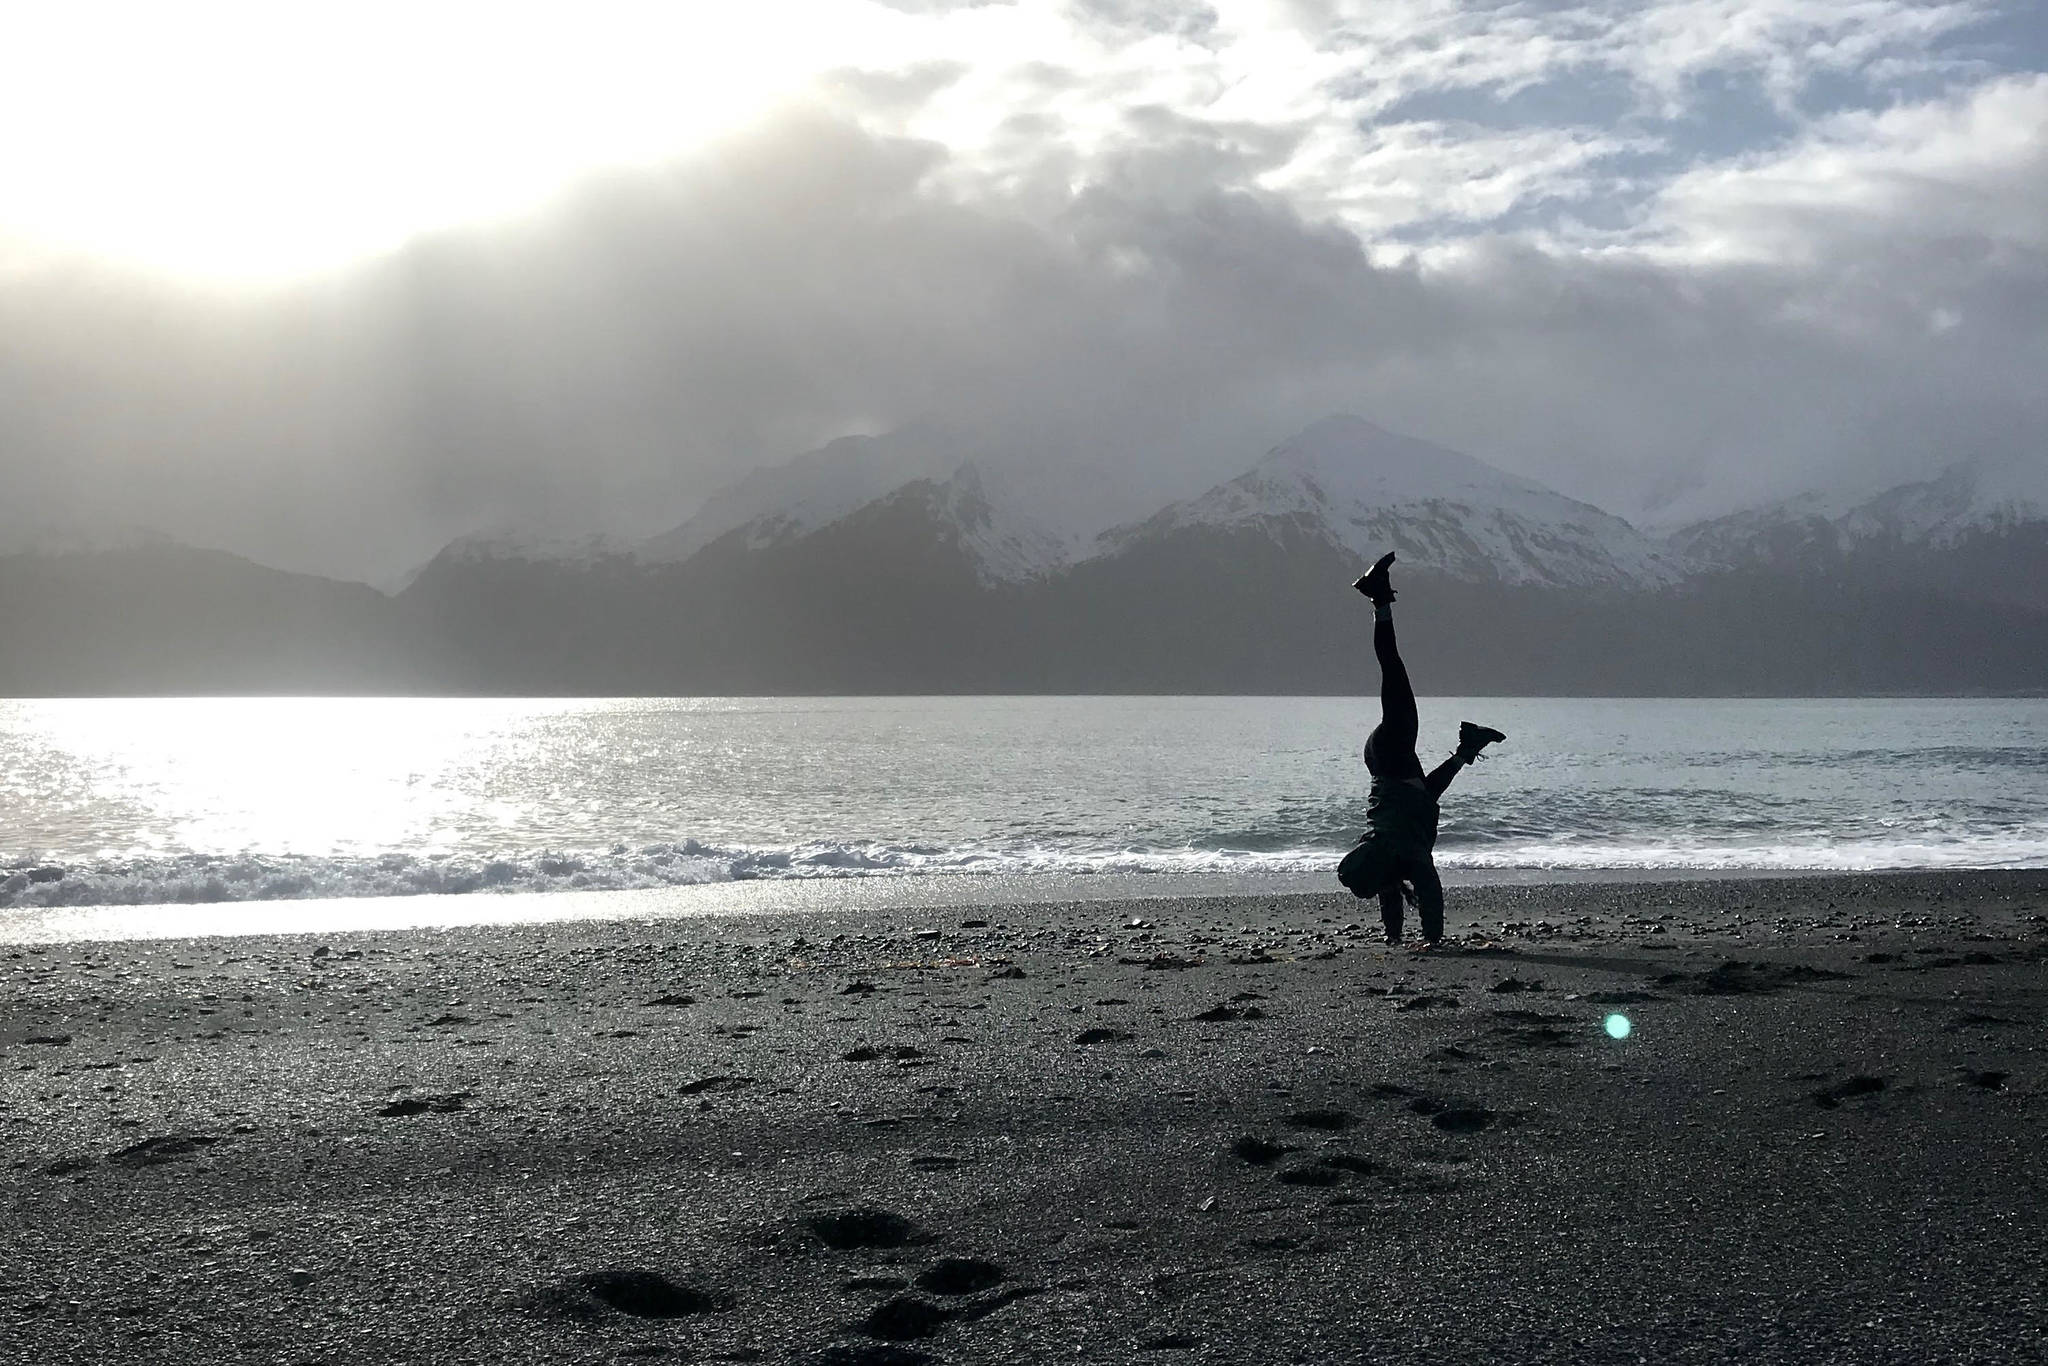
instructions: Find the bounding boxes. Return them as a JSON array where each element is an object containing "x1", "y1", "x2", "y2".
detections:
[{"x1": 2, "y1": 81, "x2": 2043, "y2": 580}]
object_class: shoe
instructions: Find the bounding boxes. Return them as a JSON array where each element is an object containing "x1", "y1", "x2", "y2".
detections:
[
  {"x1": 1457, "y1": 721, "x2": 1506, "y2": 761},
  {"x1": 1352, "y1": 551, "x2": 1397, "y2": 604}
]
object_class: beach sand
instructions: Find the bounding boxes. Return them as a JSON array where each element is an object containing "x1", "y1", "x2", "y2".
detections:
[{"x1": 3, "y1": 871, "x2": 2044, "y2": 1365}]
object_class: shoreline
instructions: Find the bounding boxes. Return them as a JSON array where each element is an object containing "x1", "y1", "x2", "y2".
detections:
[
  {"x1": 6, "y1": 863, "x2": 2037, "y2": 947},
  {"x1": 4, "y1": 870, "x2": 2045, "y2": 1363}
]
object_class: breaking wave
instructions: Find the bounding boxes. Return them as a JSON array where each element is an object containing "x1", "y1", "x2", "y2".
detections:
[
  {"x1": 0, "y1": 840, "x2": 1325, "y2": 909},
  {"x1": 6, "y1": 824, "x2": 2045, "y2": 910}
]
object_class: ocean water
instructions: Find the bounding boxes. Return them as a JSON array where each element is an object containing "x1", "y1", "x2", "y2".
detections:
[{"x1": 3, "y1": 695, "x2": 2045, "y2": 913}]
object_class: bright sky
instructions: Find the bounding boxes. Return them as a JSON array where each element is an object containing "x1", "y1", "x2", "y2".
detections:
[
  {"x1": 9, "y1": 0, "x2": 2037, "y2": 281},
  {"x1": 0, "y1": 1, "x2": 889, "y2": 278}
]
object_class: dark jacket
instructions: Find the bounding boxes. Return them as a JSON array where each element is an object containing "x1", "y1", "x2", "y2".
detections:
[{"x1": 1365, "y1": 776, "x2": 1439, "y2": 852}]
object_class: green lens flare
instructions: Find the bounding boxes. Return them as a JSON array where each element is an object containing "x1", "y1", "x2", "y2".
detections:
[{"x1": 1603, "y1": 1014, "x2": 1632, "y2": 1040}]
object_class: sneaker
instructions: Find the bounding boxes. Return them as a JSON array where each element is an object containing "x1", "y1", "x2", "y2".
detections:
[
  {"x1": 1457, "y1": 721, "x2": 1506, "y2": 761},
  {"x1": 1352, "y1": 551, "x2": 1397, "y2": 604}
]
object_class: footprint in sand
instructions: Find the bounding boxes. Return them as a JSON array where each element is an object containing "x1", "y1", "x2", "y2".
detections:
[
  {"x1": 1809, "y1": 1074, "x2": 1887, "y2": 1108},
  {"x1": 808, "y1": 1208, "x2": 930, "y2": 1251},
  {"x1": 517, "y1": 1268, "x2": 720, "y2": 1321},
  {"x1": 1073, "y1": 1027, "x2": 1132, "y2": 1045},
  {"x1": 1230, "y1": 1135, "x2": 1294, "y2": 1165},
  {"x1": 1394, "y1": 1092, "x2": 1509, "y2": 1133},
  {"x1": 860, "y1": 1283, "x2": 1040, "y2": 1343},
  {"x1": 913, "y1": 1258, "x2": 1005, "y2": 1295},
  {"x1": 1485, "y1": 1010, "x2": 1583, "y2": 1049},
  {"x1": 376, "y1": 1091, "x2": 470, "y2": 1117},
  {"x1": 864, "y1": 1295, "x2": 954, "y2": 1341},
  {"x1": 1428, "y1": 1106, "x2": 1498, "y2": 1134}
]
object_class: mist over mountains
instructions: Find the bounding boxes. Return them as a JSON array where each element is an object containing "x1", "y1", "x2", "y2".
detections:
[{"x1": 5, "y1": 418, "x2": 2044, "y2": 696}]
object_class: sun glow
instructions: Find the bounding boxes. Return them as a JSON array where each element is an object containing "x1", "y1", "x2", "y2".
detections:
[{"x1": 0, "y1": 1, "x2": 867, "y2": 281}]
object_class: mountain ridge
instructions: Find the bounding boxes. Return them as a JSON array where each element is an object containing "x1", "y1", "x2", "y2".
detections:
[
  {"x1": 7, "y1": 418, "x2": 2045, "y2": 694},
  {"x1": 1670, "y1": 459, "x2": 2048, "y2": 611},
  {"x1": 1093, "y1": 415, "x2": 1681, "y2": 589}
]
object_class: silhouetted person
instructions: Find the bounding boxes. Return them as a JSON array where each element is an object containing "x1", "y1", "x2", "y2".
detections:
[{"x1": 1337, "y1": 552, "x2": 1505, "y2": 946}]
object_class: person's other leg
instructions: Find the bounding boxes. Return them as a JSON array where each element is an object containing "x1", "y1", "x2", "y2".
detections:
[
  {"x1": 1423, "y1": 752, "x2": 1466, "y2": 801},
  {"x1": 1424, "y1": 722, "x2": 1509, "y2": 798},
  {"x1": 1363, "y1": 605, "x2": 1425, "y2": 780}
]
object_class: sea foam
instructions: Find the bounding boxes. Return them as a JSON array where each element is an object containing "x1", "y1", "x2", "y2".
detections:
[{"x1": 6, "y1": 827, "x2": 2046, "y2": 910}]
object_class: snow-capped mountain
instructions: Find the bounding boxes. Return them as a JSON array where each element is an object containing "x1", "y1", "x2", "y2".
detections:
[
  {"x1": 1094, "y1": 415, "x2": 1681, "y2": 589},
  {"x1": 1667, "y1": 459, "x2": 2048, "y2": 612},
  {"x1": 638, "y1": 426, "x2": 965, "y2": 564},
  {"x1": 1671, "y1": 460, "x2": 2048, "y2": 567},
  {"x1": 637, "y1": 425, "x2": 1075, "y2": 584},
  {"x1": 900, "y1": 463, "x2": 1075, "y2": 585}
]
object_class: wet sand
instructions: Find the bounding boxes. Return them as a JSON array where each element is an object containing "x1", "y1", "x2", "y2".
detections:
[{"x1": 3, "y1": 871, "x2": 2045, "y2": 1365}]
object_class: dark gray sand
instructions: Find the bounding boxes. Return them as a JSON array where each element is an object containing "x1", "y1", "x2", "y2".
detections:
[{"x1": 4, "y1": 872, "x2": 2045, "y2": 1365}]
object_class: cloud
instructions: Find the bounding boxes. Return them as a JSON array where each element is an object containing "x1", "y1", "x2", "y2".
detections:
[
  {"x1": 1, "y1": 5, "x2": 2042, "y2": 579},
  {"x1": 812, "y1": 0, "x2": 2020, "y2": 253},
  {"x1": 1641, "y1": 70, "x2": 2048, "y2": 262}
]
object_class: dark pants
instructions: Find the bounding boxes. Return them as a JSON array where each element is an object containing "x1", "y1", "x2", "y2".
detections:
[{"x1": 1363, "y1": 610, "x2": 1464, "y2": 940}]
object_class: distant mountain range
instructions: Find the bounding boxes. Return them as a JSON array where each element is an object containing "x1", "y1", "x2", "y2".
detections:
[
  {"x1": 6, "y1": 417, "x2": 2045, "y2": 694},
  {"x1": 1667, "y1": 461, "x2": 2048, "y2": 613}
]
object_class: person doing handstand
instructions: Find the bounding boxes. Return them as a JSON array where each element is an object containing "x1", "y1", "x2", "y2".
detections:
[{"x1": 1337, "y1": 551, "x2": 1505, "y2": 947}]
